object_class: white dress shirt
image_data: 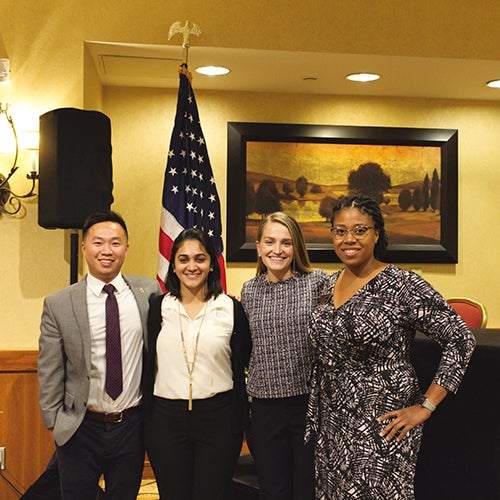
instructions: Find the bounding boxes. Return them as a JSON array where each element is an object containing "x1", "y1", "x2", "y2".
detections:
[{"x1": 86, "y1": 272, "x2": 143, "y2": 412}]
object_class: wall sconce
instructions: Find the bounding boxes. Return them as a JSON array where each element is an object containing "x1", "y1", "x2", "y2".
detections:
[{"x1": 0, "y1": 102, "x2": 39, "y2": 215}]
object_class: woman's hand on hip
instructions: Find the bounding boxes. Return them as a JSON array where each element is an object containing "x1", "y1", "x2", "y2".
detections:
[{"x1": 377, "y1": 405, "x2": 432, "y2": 442}]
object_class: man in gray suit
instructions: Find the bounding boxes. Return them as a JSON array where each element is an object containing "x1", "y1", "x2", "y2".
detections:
[{"x1": 38, "y1": 210, "x2": 161, "y2": 500}]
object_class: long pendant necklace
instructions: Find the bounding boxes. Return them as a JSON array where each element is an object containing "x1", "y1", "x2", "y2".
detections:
[{"x1": 178, "y1": 301, "x2": 208, "y2": 411}]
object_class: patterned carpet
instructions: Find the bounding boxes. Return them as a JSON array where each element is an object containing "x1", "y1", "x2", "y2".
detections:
[{"x1": 137, "y1": 479, "x2": 159, "y2": 499}]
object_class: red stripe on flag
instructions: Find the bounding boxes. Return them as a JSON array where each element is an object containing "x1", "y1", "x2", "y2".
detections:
[
  {"x1": 158, "y1": 227, "x2": 174, "y2": 261},
  {"x1": 217, "y1": 254, "x2": 227, "y2": 293},
  {"x1": 157, "y1": 68, "x2": 227, "y2": 294}
]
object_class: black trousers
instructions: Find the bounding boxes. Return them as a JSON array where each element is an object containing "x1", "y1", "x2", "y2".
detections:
[
  {"x1": 250, "y1": 395, "x2": 315, "y2": 500},
  {"x1": 145, "y1": 391, "x2": 242, "y2": 500},
  {"x1": 57, "y1": 410, "x2": 144, "y2": 500},
  {"x1": 20, "y1": 453, "x2": 61, "y2": 500},
  {"x1": 20, "y1": 452, "x2": 106, "y2": 500}
]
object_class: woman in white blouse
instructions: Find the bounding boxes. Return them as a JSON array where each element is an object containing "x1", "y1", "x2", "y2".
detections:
[{"x1": 143, "y1": 228, "x2": 251, "y2": 500}]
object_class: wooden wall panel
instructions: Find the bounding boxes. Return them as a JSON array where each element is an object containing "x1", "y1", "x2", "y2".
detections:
[
  {"x1": 0, "y1": 351, "x2": 157, "y2": 495},
  {"x1": 0, "y1": 351, "x2": 55, "y2": 499}
]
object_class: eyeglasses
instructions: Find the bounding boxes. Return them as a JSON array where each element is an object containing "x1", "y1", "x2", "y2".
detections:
[{"x1": 330, "y1": 225, "x2": 374, "y2": 239}]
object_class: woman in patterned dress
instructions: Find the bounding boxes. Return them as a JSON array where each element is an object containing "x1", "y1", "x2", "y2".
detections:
[
  {"x1": 241, "y1": 212, "x2": 329, "y2": 500},
  {"x1": 306, "y1": 195, "x2": 476, "y2": 499}
]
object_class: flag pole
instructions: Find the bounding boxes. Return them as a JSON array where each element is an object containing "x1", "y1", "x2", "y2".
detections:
[
  {"x1": 158, "y1": 20, "x2": 227, "y2": 293},
  {"x1": 168, "y1": 20, "x2": 202, "y2": 66}
]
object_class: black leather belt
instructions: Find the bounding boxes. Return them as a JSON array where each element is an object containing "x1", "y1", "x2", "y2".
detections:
[{"x1": 85, "y1": 405, "x2": 141, "y2": 423}]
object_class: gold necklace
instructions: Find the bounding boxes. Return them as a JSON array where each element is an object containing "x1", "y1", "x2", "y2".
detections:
[{"x1": 178, "y1": 300, "x2": 208, "y2": 411}]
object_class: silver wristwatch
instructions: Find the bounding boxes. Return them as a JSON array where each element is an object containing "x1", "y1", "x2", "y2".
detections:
[{"x1": 421, "y1": 397, "x2": 436, "y2": 412}]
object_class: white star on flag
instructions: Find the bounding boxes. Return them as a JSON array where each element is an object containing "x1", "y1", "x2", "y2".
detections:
[{"x1": 157, "y1": 67, "x2": 226, "y2": 292}]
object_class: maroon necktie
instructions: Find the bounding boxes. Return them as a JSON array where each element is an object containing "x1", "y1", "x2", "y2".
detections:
[{"x1": 103, "y1": 284, "x2": 123, "y2": 400}]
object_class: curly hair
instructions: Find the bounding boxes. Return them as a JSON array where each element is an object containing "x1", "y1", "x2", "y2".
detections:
[{"x1": 330, "y1": 195, "x2": 389, "y2": 259}]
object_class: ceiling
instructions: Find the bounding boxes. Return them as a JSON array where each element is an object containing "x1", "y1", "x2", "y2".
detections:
[{"x1": 86, "y1": 41, "x2": 500, "y2": 101}]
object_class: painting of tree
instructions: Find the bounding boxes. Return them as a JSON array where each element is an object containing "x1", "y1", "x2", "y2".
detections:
[
  {"x1": 244, "y1": 140, "x2": 442, "y2": 246},
  {"x1": 347, "y1": 162, "x2": 391, "y2": 203},
  {"x1": 226, "y1": 122, "x2": 458, "y2": 263}
]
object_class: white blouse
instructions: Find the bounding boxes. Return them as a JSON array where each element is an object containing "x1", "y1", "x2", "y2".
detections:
[{"x1": 153, "y1": 293, "x2": 234, "y2": 400}]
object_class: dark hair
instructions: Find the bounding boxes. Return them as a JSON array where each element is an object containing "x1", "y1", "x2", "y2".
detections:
[
  {"x1": 82, "y1": 210, "x2": 128, "y2": 241},
  {"x1": 165, "y1": 228, "x2": 223, "y2": 300},
  {"x1": 330, "y1": 195, "x2": 389, "y2": 258}
]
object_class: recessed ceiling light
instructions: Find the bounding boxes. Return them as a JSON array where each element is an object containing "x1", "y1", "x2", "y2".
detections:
[
  {"x1": 486, "y1": 79, "x2": 500, "y2": 88},
  {"x1": 346, "y1": 72, "x2": 381, "y2": 83},
  {"x1": 194, "y1": 66, "x2": 230, "y2": 76}
]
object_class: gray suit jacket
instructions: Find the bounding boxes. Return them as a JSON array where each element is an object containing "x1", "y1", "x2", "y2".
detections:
[{"x1": 38, "y1": 274, "x2": 161, "y2": 446}]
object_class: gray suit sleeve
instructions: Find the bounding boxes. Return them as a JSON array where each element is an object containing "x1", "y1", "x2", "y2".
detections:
[{"x1": 38, "y1": 295, "x2": 66, "y2": 429}]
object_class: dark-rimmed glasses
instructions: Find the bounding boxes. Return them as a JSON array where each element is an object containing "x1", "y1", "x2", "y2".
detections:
[{"x1": 330, "y1": 225, "x2": 374, "y2": 239}]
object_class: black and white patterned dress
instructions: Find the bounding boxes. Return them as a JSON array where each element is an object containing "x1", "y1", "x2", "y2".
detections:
[{"x1": 306, "y1": 265, "x2": 476, "y2": 499}]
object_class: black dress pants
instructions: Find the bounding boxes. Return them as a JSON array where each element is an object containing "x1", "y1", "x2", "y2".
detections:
[
  {"x1": 250, "y1": 395, "x2": 314, "y2": 500},
  {"x1": 20, "y1": 452, "x2": 106, "y2": 500},
  {"x1": 145, "y1": 391, "x2": 242, "y2": 500},
  {"x1": 57, "y1": 410, "x2": 144, "y2": 500}
]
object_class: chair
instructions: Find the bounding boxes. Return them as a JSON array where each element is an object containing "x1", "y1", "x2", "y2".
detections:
[{"x1": 446, "y1": 297, "x2": 488, "y2": 328}]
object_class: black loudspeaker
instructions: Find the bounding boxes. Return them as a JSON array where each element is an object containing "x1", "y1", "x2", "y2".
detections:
[{"x1": 38, "y1": 108, "x2": 114, "y2": 229}]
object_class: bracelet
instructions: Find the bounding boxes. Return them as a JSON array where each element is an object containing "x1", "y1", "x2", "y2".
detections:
[{"x1": 421, "y1": 397, "x2": 437, "y2": 412}]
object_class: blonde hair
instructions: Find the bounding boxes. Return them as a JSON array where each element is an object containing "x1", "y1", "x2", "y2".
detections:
[{"x1": 255, "y1": 212, "x2": 312, "y2": 276}]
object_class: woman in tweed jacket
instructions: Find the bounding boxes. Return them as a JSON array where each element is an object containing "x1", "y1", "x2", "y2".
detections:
[{"x1": 241, "y1": 212, "x2": 328, "y2": 500}]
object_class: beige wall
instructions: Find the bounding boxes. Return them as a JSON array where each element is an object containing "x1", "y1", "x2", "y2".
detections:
[
  {"x1": 1, "y1": 1, "x2": 499, "y2": 350},
  {"x1": 104, "y1": 86, "x2": 500, "y2": 324}
]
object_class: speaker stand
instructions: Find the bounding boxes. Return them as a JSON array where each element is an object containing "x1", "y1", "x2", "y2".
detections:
[{"x1": 70, "y1": 230, "x2": 79, "y2": 285}]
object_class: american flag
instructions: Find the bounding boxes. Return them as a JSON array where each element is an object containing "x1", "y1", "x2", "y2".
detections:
[{"x1": 157, "y1": 67, "x2": 226, "y2": 292}]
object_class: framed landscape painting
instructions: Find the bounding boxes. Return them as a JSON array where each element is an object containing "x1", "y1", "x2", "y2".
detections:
[{"x1": 226, "y1": 122, "x2": 458, "y2": 264}]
